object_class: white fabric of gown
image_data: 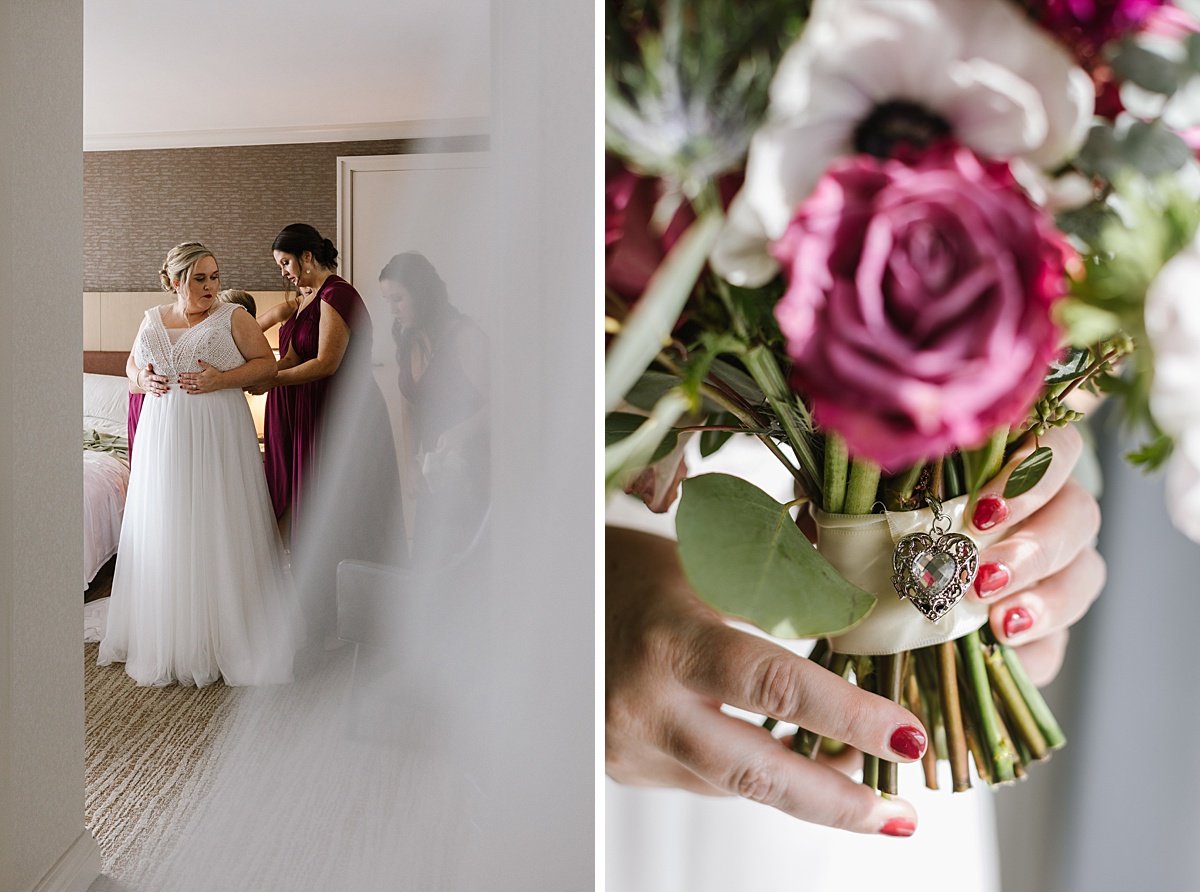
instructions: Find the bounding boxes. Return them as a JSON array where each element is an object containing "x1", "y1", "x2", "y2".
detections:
[{"x1": 99, "y1": 302, "x2": 298, "y2": 687}]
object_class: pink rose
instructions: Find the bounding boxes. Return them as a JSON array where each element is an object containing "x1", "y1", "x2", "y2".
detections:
[
  {"x1": 606, "y1": 155, "x2": 740, "y2": 301},
  {"x1": 772, "y1": 144, "x2": 1070, "y2": 470},
  {"x1": 1034, "y1": 0, "x2": 1166, "y2": 60}
]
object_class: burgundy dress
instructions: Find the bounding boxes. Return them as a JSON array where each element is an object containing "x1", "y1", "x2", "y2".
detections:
[
  {"x1": 264, "y1": 311, "x2": 297, "y2": 519},
  {"x1": 286, "y1": 276, "x2": 403, "y2": 590},
  {"x1": 127, "y1": 392, "x2": 144, "y2": 467}
]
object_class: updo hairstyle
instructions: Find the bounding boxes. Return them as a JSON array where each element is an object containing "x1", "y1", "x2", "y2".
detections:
[
  {"x1": 159, "y1": 241, "x2": 215, "y2": 293},
  {"x1": 271, "y1": 223, "x2": 339, "y2": 269},
  {"x1": 219, "y1": 289, "x2": 257, "y2": 316}
]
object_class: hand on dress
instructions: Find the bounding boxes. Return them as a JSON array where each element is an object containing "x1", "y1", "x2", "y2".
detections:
[
  {"x1": 965, "y1": 423, "x2": 1105, "y2": 685},
  {"x1": 178, "y1": 360, "x2": 223, "y2": 395},
  {"x1": 140, "y1": 363, "x2": 169, "y2": 397},
  {"x1": 606, "y1": 525, "x2": 926, "y2": 836}
]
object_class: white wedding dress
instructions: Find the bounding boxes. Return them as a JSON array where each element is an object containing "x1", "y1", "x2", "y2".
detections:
[{"x1": 98, "y1": 302, "x2": 298, "y2": 687}]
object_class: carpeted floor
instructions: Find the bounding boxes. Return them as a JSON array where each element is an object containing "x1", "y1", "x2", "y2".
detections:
[{"x1": 84, "y1": 642, "x2": 236, "y2": 884}]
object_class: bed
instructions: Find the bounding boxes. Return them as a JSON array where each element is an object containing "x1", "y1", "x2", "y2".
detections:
[{"x1": 84, "y1": 353, "x2": 131, "y2": 590}]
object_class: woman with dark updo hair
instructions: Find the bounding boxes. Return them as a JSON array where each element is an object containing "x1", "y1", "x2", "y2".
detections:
[{"x1": 260, "y1": 223, "x2": 403, "y2": 636}]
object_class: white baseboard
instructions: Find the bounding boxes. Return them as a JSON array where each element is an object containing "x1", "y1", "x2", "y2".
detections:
[{"x1": 29, "y1": 831, "x2": 101, "y2": 892}]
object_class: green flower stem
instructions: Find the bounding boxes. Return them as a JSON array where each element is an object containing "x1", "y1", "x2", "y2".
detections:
[
  {"x1": 741, "y1": 345, "x2": 823, "y2": 492},
  {"x1": 877, "y1": 653, "x2": 902, "y2": 795},
  {"x1": 761, "y1": 717, "x2": 778, "y2": 732},
  {"x1": 823, "y1": 433, "x2": 848, "y2": 513},
  {"x1": 942, "y1": 453, "x2": 964, "y2": 499},
  {"x1": 936, "y1": 641, "x2": 972, "y2": 792},
  {"x1": 694, "y1": 382, "x2": 806, "y2": 488},
  {"x1": 958, "y1": 630, "x2": 1015, "y2": 783},
  {"x1": 904, "y1": 670, "x2": 939, "y2": 790},
  {"x1": 985, "y1": 647, "x2": 1049, "y2": 761},
  {"x1": 856, "y1": 655, "x2": 879, "y2": 789},
  {"x1": 843, "y1": 457, "x2": 881, "y2": 516},
  {"x1": 998, "y1": 643, "x2": 1067, "y2": 749},
  {"x1": 886, "y1": 463, "x2": 926, "y2": 510}
]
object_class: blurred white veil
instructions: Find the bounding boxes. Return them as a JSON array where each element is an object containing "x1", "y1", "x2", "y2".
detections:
[{"x1": 125, "y1": 3, "x2": 594, "y2": 889}]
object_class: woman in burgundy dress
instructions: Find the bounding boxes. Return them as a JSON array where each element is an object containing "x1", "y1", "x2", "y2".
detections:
[
  {"x1": 256, "y1": 286, "x2": 304, "y2": 520},
  {"x1": 264, "y1": 223, "x2": 403, "y2": 634}
]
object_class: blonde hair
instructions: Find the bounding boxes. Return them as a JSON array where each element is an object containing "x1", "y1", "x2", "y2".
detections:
[
  {"x1": 219, "y1": 289, "x2": 257, "y2": 315},
  {"x1": 159, "y1": 241, "x2": 215, "y2": 293}
]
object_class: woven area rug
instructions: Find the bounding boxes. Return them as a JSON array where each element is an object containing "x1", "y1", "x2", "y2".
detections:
[{"x1": 84, "y1": 642, "x2": 236, "y2": 884}]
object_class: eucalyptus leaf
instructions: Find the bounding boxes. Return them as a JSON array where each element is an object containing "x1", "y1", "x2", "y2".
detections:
[
  {"x1": 1003, "y1": 447, "x2": 1054, "y2": 499},
  {"x1": 1111, "y1": 40, "x2": 1187, "y2": 97},
  {"x1": 675, "y1": 473, "x2": 876, "y2": 638}
]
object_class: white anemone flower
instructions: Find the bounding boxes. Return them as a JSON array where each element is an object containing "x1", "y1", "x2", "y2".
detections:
[
  {"x1": 1145, "y1": 235, "x2": 1200, "y2": 543},
  {"x1": 712, "y1": 0, "x2": 1094, "y2": 287}
]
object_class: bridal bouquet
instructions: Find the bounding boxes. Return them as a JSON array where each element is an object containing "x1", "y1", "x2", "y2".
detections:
[{"x1": 606, "y1": 0, "x2": 1200, "y2": 794}]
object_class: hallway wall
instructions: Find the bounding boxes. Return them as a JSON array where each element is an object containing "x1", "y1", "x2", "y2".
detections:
[{"x1": 0, "y1": 1, "x2": 99, "y2": 890}]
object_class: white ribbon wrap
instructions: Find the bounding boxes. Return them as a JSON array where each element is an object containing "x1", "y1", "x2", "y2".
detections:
[{"x1": 815, "y1": 496, "x2": 1006, "y2": 656}]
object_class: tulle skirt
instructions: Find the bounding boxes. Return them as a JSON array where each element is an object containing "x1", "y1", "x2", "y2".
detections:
[{"x1": 99, "y1": 387, "x2": 300, "y2": 687}]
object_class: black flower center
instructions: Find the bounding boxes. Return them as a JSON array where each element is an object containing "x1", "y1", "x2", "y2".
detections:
[{"x1": 853, "y1": 100, "x2": 952, "y2": 158}]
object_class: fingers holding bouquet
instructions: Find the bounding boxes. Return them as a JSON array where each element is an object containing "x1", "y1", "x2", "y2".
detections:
[
  {"x1": 607, "y1": 525, "x2": 925, "y2": 836},
  {"x1": 965, "y1": 425, "x2": 1106, "y2": 684}
]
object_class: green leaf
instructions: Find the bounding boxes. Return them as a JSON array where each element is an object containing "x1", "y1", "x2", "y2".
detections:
[
  {"x1": 699, "y1": 412, "x2": 739, "y2": 457},
  {"x1": 675, "y1": 473, "x2": 876, "y2": 638},
  {"x1": 708, "y1": 357, "x2": 766, "y2": 405},
  {"x1": 1003, "y1": 447, "x2": 1054, "y2": 499},
  {"x1": 624, "y1": 369, "x2": 682, "y2": 412},
  {"x1": 605, "y1": 412, "x2": 679, "y2": 464},
  {"x1": 1126, "y1": 432, "x2": 1174, "y2": 471},
  {"x1": 1044, "y1": 347, "x2": 1092, "y2": 385},
  {"x1": 1076, "y1": 122, "x2": 1192, "y2": 181},
  {"x1": 1110, "y1": 40, "x2": 1187, "y2": 97},
  {"x1": 1055, "y1": 300, "x2": 1124, "y2": 347},
  {"x1": 605, "y1": 208, "x2": 724, "y2": 413}
]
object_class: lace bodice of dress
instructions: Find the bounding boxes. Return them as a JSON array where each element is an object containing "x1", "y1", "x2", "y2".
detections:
[{"x1": 133, "y1": 302, "x2": 247, "y2": 379}]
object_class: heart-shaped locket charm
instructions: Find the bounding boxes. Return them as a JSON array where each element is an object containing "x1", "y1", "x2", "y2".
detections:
[{"x1": 891, "y1": 521, "x2": 979, "y2": 623}]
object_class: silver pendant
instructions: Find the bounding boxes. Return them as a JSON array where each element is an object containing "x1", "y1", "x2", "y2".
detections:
[{"x1": 891, "y1": 496, "x2": 979, "y2": 623}]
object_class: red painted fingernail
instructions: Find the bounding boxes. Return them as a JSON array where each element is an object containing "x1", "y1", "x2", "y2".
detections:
[
  {"x1": 972, "y1": 495, "x2": 1009, "y2": 531},
  {"x1": 974, "y1": 562, "x2": 1011, "y2": 598},
  {"x1": 889, "y1": 725, "x2": 926, "y2": 761},
  {"x1": 880, "y1": 817, "x2": 916, "y2": 837},
  {"x1": 1003, "y1": 606, "x2": 1034, "y2": 639}
]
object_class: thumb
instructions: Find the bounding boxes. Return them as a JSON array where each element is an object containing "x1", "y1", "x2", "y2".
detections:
[{"x1": 197, "y1": 360, "x2": 210, "y2": 369}]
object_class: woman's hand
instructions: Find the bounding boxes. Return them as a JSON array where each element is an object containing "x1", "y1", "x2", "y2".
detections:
[
  {"x1": 965, "y1": 424, "x2": 1105, "y2": 685},
  {"x1": 606, "y1": 525, "x2": 926, "y2": 836},
  {"x1": 137, "y1": 362, "x2": 169, "y2": 397},
  {"x1": 178, "y1": 360, "x2": 223, "y2": 395}
]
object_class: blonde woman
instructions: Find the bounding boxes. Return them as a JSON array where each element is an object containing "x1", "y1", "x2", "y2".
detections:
[{"x1": 99, "y1": 242, "x2": 298, "y2": 687}]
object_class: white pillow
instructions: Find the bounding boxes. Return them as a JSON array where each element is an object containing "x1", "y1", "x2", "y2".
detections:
[{"x1": 83, "y1": 372, "x2": 130, "y2": 438}]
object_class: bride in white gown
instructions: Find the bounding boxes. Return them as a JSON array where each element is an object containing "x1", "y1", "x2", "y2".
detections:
[{"x1": 99, "y1": 242, "x2": 298, "y2": 687}]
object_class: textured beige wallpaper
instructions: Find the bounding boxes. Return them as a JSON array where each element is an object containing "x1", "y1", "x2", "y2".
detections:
[{"x1": 84, "y1": 135, "x2": 487, "y2": 292}]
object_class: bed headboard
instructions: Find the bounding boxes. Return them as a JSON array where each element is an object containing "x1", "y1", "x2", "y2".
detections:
[{"x1": 84, "y1": 351, "x2": 128, "y2": 377}]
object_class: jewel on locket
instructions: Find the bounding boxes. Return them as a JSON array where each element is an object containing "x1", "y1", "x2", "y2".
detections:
[{"x1": 891, "y1": 497, "x2": 979, "y2": 622}]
